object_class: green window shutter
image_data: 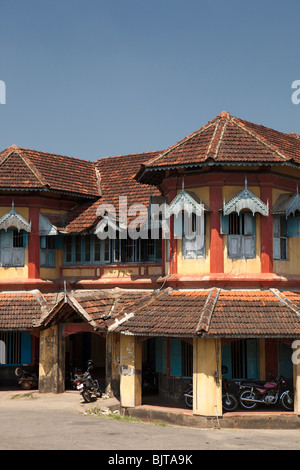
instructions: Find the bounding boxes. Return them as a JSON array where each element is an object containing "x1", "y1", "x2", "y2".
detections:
[
  {"x1": 222, "y1": 342, "x2": 232, "y2": 379},
  {"x1": 220, "y1": 213, "x2": 229, "y2": 234},
  {"x1": 246, "y1": 339, "x2": 259, "y2": 379},
  {"x1": 287, "y1": 217, "x2": 300, "y2": 237},
  {"x1": 21, "y1": 333, "x2": 31, "y2": 364},
  {"x1": 22, "y1": 231, "x2": 28, "y2": 247},
  {"x1": 170, "y1": 338, "x2": 182, "y2": 377}
]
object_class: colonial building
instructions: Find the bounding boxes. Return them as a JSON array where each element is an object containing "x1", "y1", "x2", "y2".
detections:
[{"x1": 1, "y1": 111, "x2": 300, "y2": 418}]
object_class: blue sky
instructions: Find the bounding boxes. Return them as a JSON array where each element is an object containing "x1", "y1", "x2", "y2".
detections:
[{"x1": 1, "y1": 0, "x2": 300, "y2": 161}]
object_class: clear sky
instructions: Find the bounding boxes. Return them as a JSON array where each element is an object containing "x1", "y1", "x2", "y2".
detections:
[{"x1": 1, "y1": 0, "x2": 300, "y2": 161}]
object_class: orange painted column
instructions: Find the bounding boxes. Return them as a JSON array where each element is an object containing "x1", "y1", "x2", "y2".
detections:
[
  {"x1": 28, "y1": 206, "x2": 40, "y2": 279},
  {"x1": 210, "y1": 185, "x2": 223, "y2": 273},
  {"x1": 260, "y1": 185, "x2": 273, "y2": 273}
]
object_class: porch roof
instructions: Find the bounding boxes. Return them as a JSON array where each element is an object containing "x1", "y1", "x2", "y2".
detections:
[
  {"x1": 108, "y1": 288, "x2": 300, "y2": 338},
  {"x1": 2, "y1": 287, "x2": 300, "y2": 339}
]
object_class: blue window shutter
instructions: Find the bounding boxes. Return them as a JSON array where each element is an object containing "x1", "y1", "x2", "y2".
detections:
[
  {"x1": 279, "y1": 343, "x2": 293, "y2": 379},
  {"x1": 23, "y1": 231, "x2": 28, "y2": 247},
  {"x1": 220, "y1": 213, "x2": 229, "y2": 234},
  {"x1": 287, "y1": 217, "x2": 300, "y2": 237},
  {"x1": 55, "y1": 234, "x2": 63, "y2": 249},
  {"x1": 170, "y1": 338, "x2": 182, "y2": 377},
  {"x1": 21, "y1": 333, "x2": 32, "y2": 364},
  {"x1": 222, "y1": 342, "x2": 232, "y2": 379},
  {"x1": 246, "y1": 339, "x2": 259, "y2": 379}
]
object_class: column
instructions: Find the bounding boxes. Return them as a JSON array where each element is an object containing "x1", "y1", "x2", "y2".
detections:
[
  {"x1": 260, "y1": 185, "x2": 273, "y2": 273},
  {"x1": 28, "y1": 206, "x2": 40, "y2": 279},
  {"x1": 39, "y1": 324, "x2": 65, "y2": 393},
  {"x1": 193, "y1": 337, "x2": 222, "y2": 416},
  {"x1": 293, "y1": 342, "x2": 300, "y2": 415},
  {"x1": 119, "y1": 334, "x2": 142, "y2": 408},
  {"x1": 210, "y1": 185, "x2": 223, "y2": 273}
]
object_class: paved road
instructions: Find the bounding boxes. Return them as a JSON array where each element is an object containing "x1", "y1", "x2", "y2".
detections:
[{"x1": 1, "y1": 390, "x2": 300, "y2": 451}]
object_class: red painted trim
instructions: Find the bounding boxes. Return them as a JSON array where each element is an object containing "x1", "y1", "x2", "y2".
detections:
[
  {"x1": 209, "y1": 185, "x2": 223, "y2": 273},
  {"x1": 28, "y1": 207, "x2": 40, "y2": 279},
  {"x1": 260, "y1": 186, "x2": 273, "y2": 273},
  {"x1": 168, "y1": 189, "x2": 177, "y2": 275},
  {"x1": 63, "y1": 323, "x2": 100, "y2": 338}
]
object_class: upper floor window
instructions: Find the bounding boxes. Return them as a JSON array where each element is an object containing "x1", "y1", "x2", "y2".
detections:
[
  {"x1": 63, "y1": 233, "x2": 162, "y2": 265},
  {"x1": 40, "y1": 235, "x2": 56, "y2": 268},
  {"x1": 273, "y1": 215, "x2": 288, "y2": 261},
  {"x1": 221, "y1": 211, "x2": 256, "y2": 259},
  {"x1": 0, "y1": 228, "x2": 26, "y2": 267}
]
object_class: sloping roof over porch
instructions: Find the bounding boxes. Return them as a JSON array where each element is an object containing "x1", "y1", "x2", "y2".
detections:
[
  {"x1": 2, "y1": 287, "x2": 300, "y2": 339},
  {"x1": 108, "y1": 288, "x2": 300, "y2": 338}
]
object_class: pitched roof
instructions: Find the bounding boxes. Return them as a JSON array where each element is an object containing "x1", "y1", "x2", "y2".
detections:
[
  {"x1": 0, "y1": 290, "x2": 50, "y2": 330},
  {"x1": 107, "y1": 288, "x2": 300, "y2": 338},
  {"x1": 0, "y1": 145, "x2": 101, "y2": 198},
  {"x1": 64, "y1": 151, "x2": 162, "y2": 233},
  {"x1": 135, "y1": 111, "x2": 300, "y2": 184}
]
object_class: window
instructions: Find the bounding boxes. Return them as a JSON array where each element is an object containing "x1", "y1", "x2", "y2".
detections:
[
  {"x1": 40, "y1": 236, "x2": 56, "y2": 267},
  {"x1": 273, "y1": 216, "x2": 288, "y2": 261},
  {"x1": 0, "y1": 229, "x2": 26, "y2": 267},
  {"x1": 182, "y1": 213, "x2": 206, "y2": 259},
  {"x1": 63, "y1": 235, "x2": 111, "y2": 265},
  {"x1": 0, "y1": 331, "x2": 32, "y2": 365},
  {"x1": 222, "y1": 339, "x2": 259, "y2": 380},
  {"x1": 221, "y1": 211, "x2": 256, "y2": 259}
]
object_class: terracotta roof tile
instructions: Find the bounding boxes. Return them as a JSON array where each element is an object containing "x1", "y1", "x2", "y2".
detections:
[
  {"x1": 135, "y1": 112, "x2": 300, "y2": 184},
  {"x1": 0, "y1": 145, "x2": 100, "y2": 197}
]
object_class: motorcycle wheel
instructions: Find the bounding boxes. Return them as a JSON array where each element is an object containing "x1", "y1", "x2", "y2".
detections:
[
  {"x1": 222, "y1": 393, "x2": 238, "y2": 412},
  {"x1": 184, "y1": 391, "x2": 193, "y2": 408},
  {"x1": 21, "y1": 381, "x2": 32, "y2": 390},
  {"x1": 239, "y1": 390, "x2": 258, "y2": 409},
  {"x1": 281, "y1": 391, "x2": 294, "y2": 411},
  {"x1": 82, "y1": 390, "x2": 93, "y2": 403}
]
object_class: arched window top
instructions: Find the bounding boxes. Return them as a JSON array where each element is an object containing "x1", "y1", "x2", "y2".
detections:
[
  {"x1": 0, "y1": 203, "x2": 31, "y2": 232},
  {"x1": 223, "y1": 178, "x2": 269, "y2": 216}
]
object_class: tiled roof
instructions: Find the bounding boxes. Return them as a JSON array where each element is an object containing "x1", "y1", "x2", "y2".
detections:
[
  {"x1": 0, "y1": 290, "x2": 50, "y2": 330},
  {"x1": 64, "y1": 151, "x2": 162, "y2": 233},
  {"x1": 108, "y1": 288, "x2": 300, "y2": 338},
  {"x1": 0, "y1": 145, "x2": 101, "y2": 197},
  {"x1": 135, "y1": 111, "x2": 300, "y2": 184},
  {"x1": 3, "y1": 288, "x2": 300, "y2": 338}
]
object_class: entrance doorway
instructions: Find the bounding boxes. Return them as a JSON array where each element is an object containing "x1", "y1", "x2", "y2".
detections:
[{"x1": 65, "y1": 332, "x2": 106, "y2": 391}]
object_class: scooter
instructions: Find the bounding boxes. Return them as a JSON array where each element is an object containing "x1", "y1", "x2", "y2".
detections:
[
  {"x1": 15, "y1": 366, "x2": 38, "y2": 390},
  {"x1": 75, "y1": 360, "x2": 102, "y2": 403},
  {"x1": 238, "y1": 373, "x2": 294, "y2": 411}
]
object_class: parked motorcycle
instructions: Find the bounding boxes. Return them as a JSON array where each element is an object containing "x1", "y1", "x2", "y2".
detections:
[
  {"x1": 75, "y1": 360, "x2": 102, "y2": 403},
  {"x1": 238, "y1": 373, "x2": 294, "y2": 411},
  {"x1": 183, "y1": 365, "x2": 238, "y2": 411},
  {"x1": 15, "y1": 366, "x2": 38, "y2": 390}
]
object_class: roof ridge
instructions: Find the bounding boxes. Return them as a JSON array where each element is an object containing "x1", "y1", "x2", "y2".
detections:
[
  {"x1": 145, "y1": 121, "x2": 218, "y2": 167},
  {"x1": 232, "y1": 117, "x2": 289, "y2": 161},
  {"x1": 269, "y1": 288, "x2": 300, "y2": 318},
  {"x1": 196, "y1": 287, "x2": 220, "y2": 334},
  {"x1": 0, "y1": 145, "x2": 49, "y2": 187},
  {"x1": 205, "y1": 112, "x2": 229, "y2": 160}
]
